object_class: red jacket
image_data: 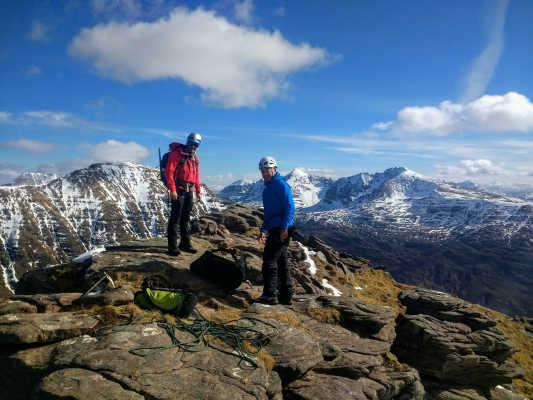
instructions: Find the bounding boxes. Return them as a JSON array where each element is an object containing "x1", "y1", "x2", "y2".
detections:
[{"x1": 164, "y1": 142, "x2": 201, "y2": 194}]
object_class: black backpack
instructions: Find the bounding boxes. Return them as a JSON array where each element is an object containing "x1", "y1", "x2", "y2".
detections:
[
  {"x1": 159, "y1": 145, "x2": 198, "y2": 188},
  {"x1": 190, "y1": 249, "x2": 250, "y2": 295}
]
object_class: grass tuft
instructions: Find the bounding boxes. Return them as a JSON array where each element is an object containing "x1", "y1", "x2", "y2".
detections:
[
  {"x1": 296, "y1": 307, "x2": 342, "y2": 325},
  {"x1": 258, "y1": 312, "x2": 318, "y2": 339}
]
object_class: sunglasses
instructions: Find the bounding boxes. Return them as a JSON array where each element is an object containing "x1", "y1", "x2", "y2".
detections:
[{"x1": 187, "y1": 142, "x2": 199, "y2": 148}]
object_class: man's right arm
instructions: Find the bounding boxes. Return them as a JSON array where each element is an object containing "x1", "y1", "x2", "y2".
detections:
[{"x1": 164, "y1": 152, "x2": 180, "y2": 200}]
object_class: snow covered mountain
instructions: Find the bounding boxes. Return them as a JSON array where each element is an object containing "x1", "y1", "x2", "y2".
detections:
[
  {"x1": 217, "y1": 179, "x2": 256, "y2": 202},
  {"x1": 218, "y1": 166, "x2": 533, "y2": 315},
  {"x1": 0, "y1": 162, "x2": 224, "y2": 297},
  {"x1": 5, "y1": 172, "x2": 61, "y2": 186},
  {"x1": 299, "y1": 167, "x2": 531, "y2": 243},
  {"x1": 292, "y1": 167, "x2": 533, "y2": 316},
  {"x1": 218, "y1": 168, "x2": 334, "y2": 208}
]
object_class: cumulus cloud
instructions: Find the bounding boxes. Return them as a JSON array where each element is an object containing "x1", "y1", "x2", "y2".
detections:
[
  {"x1": 435, "y1": 159, "x2": 533, "y2": 181},
  {"x1": 77, "y1": 140, "x2": 150, "y2": 163},
  {"x1": 0, "y1": 163, "x2": 26, "y2": 185},
  {"x1": 27, "y1": 20, "x2": 53, "y2": 42},
  {"x1": 459, "y1": 0, "x2": 509, "y2": 103},
  {"x1": 68, "y1": 6, "x2": 331, "y2": 108},
  {"x1": 1, "y1": 139, "x2": 57, "y2": 154},
  {"x1": 373, "y1": 92, "x2": 533, "y2": 136}
]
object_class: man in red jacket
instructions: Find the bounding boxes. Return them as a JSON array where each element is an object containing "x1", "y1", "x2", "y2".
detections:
[{"x1": 164, "y1": 133, "x2": 202, "y2": 255}]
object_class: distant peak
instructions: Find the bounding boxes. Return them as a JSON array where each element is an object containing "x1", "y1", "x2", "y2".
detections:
[{"x1": 287, "y1": 168, "x2": 309, "y2": 177}]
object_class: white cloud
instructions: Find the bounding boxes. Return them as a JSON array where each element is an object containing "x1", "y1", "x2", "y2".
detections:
[
  {"x1": 459, "y1": 0, "x2": 510, "y2": 103},
  {"x1": 435, "y1": 159, "x2": 533, "y2": 180},
  {"x1": 77, "y1": 140, "x2": 150, "y2": 163},
  {"x1": 26, "y1": 66, "x2": 42, "y2": 75},
  {"x1": 0, "y1": 112, "x2": 12, "y2": 123},
  {"x1": 1, "y1": 139, "x2": 57, "y2": 154},
  {"x1": 0, "y1": 163, "x2": 26, "y2": 185},
  {"x1": 68, "y1": 6, "x2": 331, "y2": 108},
  {"x1": 373, "y1": 92, "x2": 533, "y2": 136},
  {"x1": 36, "y1": 159, "x2": 90, "y2": 175},
  {"x1": 274, "y1": 6, "x2": 285, "y2": 16},
  {"x1": 297, "y1": 167, "x2": 337, "y2": 177},
  {"x1": 85, "y1": 95, "x2": 123, "y2": 119},
  {"x1": 23, "y1": 110, "x2": 87, "y2": 128},
  {"x1": 27, "y1": 20, "x2": 53, "y2": 42},
  {"x1": 203, "y1": 172, "x2": 237, "y2": 187},
  {"x1": 234, "y1": 0, "x2": 254, "y2": 24}
]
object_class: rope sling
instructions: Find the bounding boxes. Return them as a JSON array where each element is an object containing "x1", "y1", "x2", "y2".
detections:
[{"x1": 94, "y1": 310, "x2": 279, "y2": 368}]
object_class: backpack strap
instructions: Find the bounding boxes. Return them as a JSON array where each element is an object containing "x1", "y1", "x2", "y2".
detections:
[{"x1": 173, "y1": 147, "x2": 197, "y2": 192}]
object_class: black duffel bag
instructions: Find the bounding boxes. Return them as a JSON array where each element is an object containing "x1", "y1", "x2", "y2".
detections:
[{"x1": 190, "y1": 249, "x2": 250, "y2": 295}]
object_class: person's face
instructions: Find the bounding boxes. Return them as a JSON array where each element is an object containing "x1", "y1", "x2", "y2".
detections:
[
  {"x1": 260, "y1": 167, "x2": 276, "y2": 182},
  {"x1": 187, "y1": 141, "x2": 199, "y2": 155}
]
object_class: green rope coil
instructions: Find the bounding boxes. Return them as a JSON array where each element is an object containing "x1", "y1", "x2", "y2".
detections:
[{"x1": 94, "y1": 311, "x2": 279, "y2": 368}]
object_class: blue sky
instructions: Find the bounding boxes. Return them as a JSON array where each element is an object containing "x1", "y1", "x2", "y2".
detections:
[{"x1": 1, "y1": 0, "x2": 532, "y2": 188}]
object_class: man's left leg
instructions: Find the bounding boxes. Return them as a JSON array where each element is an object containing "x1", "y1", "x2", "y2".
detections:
[
  {"x1": 277, "y1": 238, "x2": 293, "y2": 305},
  {"x1": 178, "y1": 193, "x2": 197, "y2": 253}
]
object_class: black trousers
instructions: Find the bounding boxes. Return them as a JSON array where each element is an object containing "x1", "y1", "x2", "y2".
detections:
[
  {"x1": 167, "y1": 191, "x2": 193, "y2": 249},
  {"x1": 262, "y1": 228, "x2": 293, "y2": 300}
]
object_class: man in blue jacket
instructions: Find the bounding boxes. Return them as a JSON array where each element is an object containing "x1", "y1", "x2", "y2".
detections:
[{"x1": 255, "y1": 156, "x2": 296, "y2": 305}]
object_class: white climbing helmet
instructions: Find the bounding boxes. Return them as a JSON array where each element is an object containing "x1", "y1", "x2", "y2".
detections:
[
  {"x1": 187, "y1": 132, "x2": 202, "y2": 146},
  {"x1": 259, "y1": 156, "x2": 277, "y2": 169}
]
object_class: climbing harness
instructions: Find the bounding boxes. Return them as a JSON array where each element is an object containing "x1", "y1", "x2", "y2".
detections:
[{"x1": 94, "y1": 310, "x2": 279, "y2": 368}]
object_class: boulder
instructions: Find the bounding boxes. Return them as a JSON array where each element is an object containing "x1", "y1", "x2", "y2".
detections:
[
  {"x1": 72, "y1": 285, "x2": 135, "y2": 307},
  {"x1": 317, "y1": 295, "x2": 396, "y2": 337},
  {"x1": 51, "y1": 324, "x2": 281, "y2": 400},
  {"x1": 399, "y1": 288, "x2": 498, "y2": 331},
  {"x1": 393, "y1": 313, "x2": 526, "y2": 388},
  {"x1": 245, "y1": 303, "x2": 323, "y2": 381},
  {"x1": 11, "y1": 293, "x2": 82, "y2": 313},
  {"x1": 34, "y1": 368, "x2": 145, "y2": 400},
  {"x1": 0, "y1": 312, "x2": 100, "y2": 344},
  {"x1": 286, "y1": 369, "x2": 424, "y2": 400},
  {"x1": 0, "y1": 341, "x2": 59, "y2": 400},
  {"x1": 0, "y1": 300, "x2": 38, "y2": 315}
]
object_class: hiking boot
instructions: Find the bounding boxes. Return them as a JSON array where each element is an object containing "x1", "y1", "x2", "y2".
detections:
[
  {"x1": 168, "y1": 248, "x2": 181, "y2": 256},
  {"x1": 178, "y1": 243, "x2": 197, "y2": 254},
  {"x1": 253, "y1": 295, "x2": 278, "y2": 305},
  {"x1": 278, "y1": 297, "x2": 293, "y2": 306}
]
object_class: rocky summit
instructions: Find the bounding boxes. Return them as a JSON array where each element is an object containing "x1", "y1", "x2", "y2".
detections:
[{"x1": 1, "y1": 204, "x2": 531, "y2": 400}]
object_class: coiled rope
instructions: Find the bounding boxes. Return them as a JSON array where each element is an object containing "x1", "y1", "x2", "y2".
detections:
[{"x1": 94, "y1": 310, "x2": 279, "y2": 368}]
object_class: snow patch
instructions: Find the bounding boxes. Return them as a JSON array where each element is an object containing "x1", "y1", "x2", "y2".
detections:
[
  {"x1": 322, "y1": 279, "x2": 342, "y2": 296},
  {"x1": 73, "y1": 247, "x2": 106, "y2": 263},
  {"x1": 298, "y1": 243, "x2": 317, "y2": 275}
]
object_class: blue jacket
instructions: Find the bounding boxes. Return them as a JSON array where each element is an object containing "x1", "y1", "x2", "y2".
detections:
[{"x1": 261, "y1": 172, "x2": 295, "y2": 232}]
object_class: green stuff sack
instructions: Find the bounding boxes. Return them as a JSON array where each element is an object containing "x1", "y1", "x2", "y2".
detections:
[
  {"x1": 136, "y1": 275, "x2": 199, "y2": 318},
  {"x1": 134, "y1": 291, "x2": 154, "y2": 311},
  {"x1": 145, "y1": 287, "x2": 185, "y2": 313}
]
